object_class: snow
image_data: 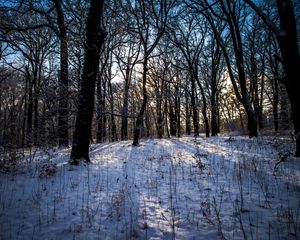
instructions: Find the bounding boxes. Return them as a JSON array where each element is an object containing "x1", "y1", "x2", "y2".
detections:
[{"x1": 0, "y1": 136, "x2": 299, "y2": 239}]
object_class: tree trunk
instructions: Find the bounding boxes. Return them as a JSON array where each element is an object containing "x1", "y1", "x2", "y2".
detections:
[
  {"x1": 145, "y1": 111, "x2": 151, "y2": 138},
  {"x1": 210, "y1": 42, "x2": 220, "y2": 136},
  {"x1": 156, "y1": 100, "x2": 163, "y2": 138},
  {"x1": 109, "y1": 78, "x2": 118, "y2": 142},
  {"x1": 211, "y1": 72, "x2": 218, "y2": 136},
  {"x1": 164, "y1": 99, "x2": 170, "y2": 138},
  {"x1": 195, "y1": 75, "x2": 210, "y2": 137},
  {"x1": 246, "y1": 105, "x2": 258, "y2": 138},
  {"x1": 33, "y1": 81, "x2": 39, "y2": 146},
  {"x1": 191, "y1": 77, "x2": 199, "y2": 136},
  {"x1": 276, "y1": 0, "x2": 300, "y2": 156},
  {"x1": 185, "y1": 90, "x2": 191, "y2": 135},
  {"x1": 250, "y1": 53, "x2": 262, "y2": 131},
  {"x1": 32, "y1": 64, "x2": 40, "y2": 146},
  {"x1": 22, "y1": 74, "x2": 28, "y2": 147},
  {"x1": 121, "y1": 74, "x2": 130, "y2": 140},
  {"x1": 175, "y1": 85, "x2": 181, "y2": 137},
  {"x1": 169, "y1": 100, "x2": 176, "y2": 136},
  {"x1": 133, "y1": 56, "x2": 148, "y2": 146},
  {"x1": 57, "y1": 38, "x2": 69, "y2": 147},
  {"x1": 96, "y1": 55, "x2": 109, "y2": 143},
  {"x1": 25, "y1": 66, "x2": 33, "y2": 147},
  {"x1": 219, "y1": 0, "x2": 258, "y2": 138},
  {"x1": 232, "y1": 34, "x2": 258, "y2": 137},
  {"x1": 70, "y1": 0, "x2": 106, "y2": 164},
  {"x1": 96, "y1": 77, "x2": 106, "y2": 143},
  {"x1": 279, "y1": 86, "x2": 290, "y2": 130},
  {"x1": 273, "y1": 78, "x2": 279, "y2": 131},
  {"x1": 55, "y1": 0, "x2": 69, "y2": 147},
  {"x1": 211, "y1": 98, "x2": 218, "y2": 136}
]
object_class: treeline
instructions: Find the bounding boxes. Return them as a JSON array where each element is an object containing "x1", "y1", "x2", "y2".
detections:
[{"x1": 0, "y1": 0, "x2": 299, "y2": 157}]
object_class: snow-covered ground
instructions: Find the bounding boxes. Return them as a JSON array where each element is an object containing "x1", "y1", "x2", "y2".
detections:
[{"x1": 0, "y1": 136, "x2": 299, "y2": 239}]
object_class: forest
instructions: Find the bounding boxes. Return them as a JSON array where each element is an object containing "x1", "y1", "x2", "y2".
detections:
[{"x1": 0, "y1": 0, "x2": 299, "y2": 239}]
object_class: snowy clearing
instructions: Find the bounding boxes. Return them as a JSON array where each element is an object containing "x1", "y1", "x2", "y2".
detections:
[{"x1": 0, "y1": 136, "x2": 300, "y2": 239}]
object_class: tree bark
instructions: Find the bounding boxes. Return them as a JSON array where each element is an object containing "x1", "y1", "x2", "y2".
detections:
[
  {"x1": 273, "y1": 78, "x2": 279, "y2": 131},
  {"x1": 175, "y1": 84, "x2": 181, "y2": 137},
  {"x1": 191, "y1": 77, "x2": 199, "y2": 136},
  {"x1": 211, "y1": 95, "x2": 218, "y2": 136},
  {"x1": 25, "y1": 66, "x2": 33, "y2": 147},
  {"x1": 108, "y1": 76, "x2": 118, "y2": 142},
  {"x1": 121, "y1": 70, "x2": 130, "y2": 140},
  {"x1": 185, "y1": 90, "x2": 191, "y2": 135},
  {"x1": 169, "y1": 100, "x2": 177, "y2": 136},
  {"x1": 54, "y1": 0, "x2": 69, "y2": 147},
  {"x1": 210, "y1": 55, "x2": 219, "y2": 136},
  {"x1": 250, "y1": 52, "x2": 262, "y2": 130},
  {"x1": 70, "y1": 0, "x2": 106, "y2": 164},
  {"x1": 33, "y1": 71, "x2": 39, "y2": 146},
  {"x1": 276, "y1": 0, "x2": 300, "y2": 156},
  {"x1": 96, "y1": 80, "x2": 106, "y2": 143},
  {"x1": 156, "y1": 99, "x2": 163, "y2": 138},
  {"x1": 133, "y1": 56, "x2": 148, "y2": 146}
]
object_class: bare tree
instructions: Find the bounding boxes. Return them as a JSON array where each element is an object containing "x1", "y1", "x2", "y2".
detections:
[
  {"x1": 127, "y1": 0, "x2": 177, "y2": 146},
  {"x1": 191, "y1": 0, "x2": 258, "y2": 137},
  {"x1": 200, "y1": 36, "x2": 224, "y2": 136},
  {"x1": 169, "y1": 13, "x2": 209, "y2": 136},
  {"x1": 114, "y1": 35, "x2": 141, "y2": 140},
  {"x1": 70, "y1": 0, "x2": 106, "y2": 164},
  {"x1": 243, "y1": 0, "x2": 300, "y2": 155},
  {"x1": 54, "y1": 0, "x2": 69, "y2": 147},
  {"x1": 0, "y1": 8, "x2": 55, "y2": 146}
]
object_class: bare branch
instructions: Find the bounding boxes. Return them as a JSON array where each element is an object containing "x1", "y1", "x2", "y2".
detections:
[{"x1": 243, "y1": 0, "x2": 282, "y2": 37}]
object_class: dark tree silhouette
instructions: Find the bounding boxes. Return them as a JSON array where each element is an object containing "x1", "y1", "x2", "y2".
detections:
[
  {"x1": 54, "y1": 0, "x2": 69, "y2": 147},
  {"x1": 244, "y1": 0, "x2": 300, "y2": 156},
  {"x1": 70, "y1": 0, "x2": 106, "y2": 164}
]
